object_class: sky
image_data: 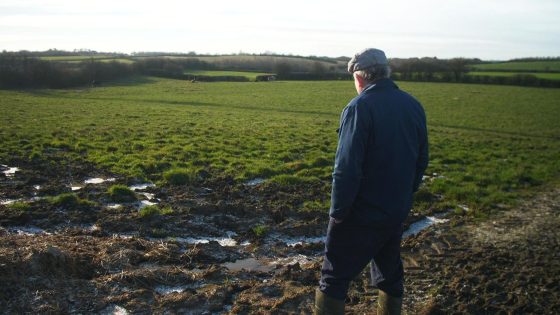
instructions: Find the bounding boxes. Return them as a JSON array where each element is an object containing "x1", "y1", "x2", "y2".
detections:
[{"x1": 1, "y1": 0, "x2": 558, "y2": 60}]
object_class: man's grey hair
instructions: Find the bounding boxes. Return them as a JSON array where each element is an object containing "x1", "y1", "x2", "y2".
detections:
[{"x1": 354, "y1": 64, "x2": 391, "y2": 82}]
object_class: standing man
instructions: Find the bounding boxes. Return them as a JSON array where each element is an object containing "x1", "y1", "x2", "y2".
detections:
[{"x1": 314, "y1": 48, "x2": 429, "y2": 315}]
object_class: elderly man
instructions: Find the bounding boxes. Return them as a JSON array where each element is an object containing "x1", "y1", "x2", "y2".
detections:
[{"x1": 314, "y1": 48, "x2": 429, "y2": 314}]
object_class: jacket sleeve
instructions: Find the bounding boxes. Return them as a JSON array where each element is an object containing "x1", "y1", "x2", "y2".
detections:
[
  {"x1": 412, "y1": 109, "x2": 429, "y2": 192},
  {"x1": 330, "y1": 102, "x2": 370, "y2": 221}
]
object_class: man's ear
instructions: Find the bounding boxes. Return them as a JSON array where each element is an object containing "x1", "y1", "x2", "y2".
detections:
[{"x1": 353, "y1": 72, "x2": 366, "y2": 93}]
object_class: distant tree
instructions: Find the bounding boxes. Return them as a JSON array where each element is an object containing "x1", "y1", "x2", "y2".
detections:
[
  {"x1": 311, "y1": 61, "x2": 326, "y2": 75},
  {"x1": 448, "y1": 58, "x2": 469, "y2": 81},
  {"x1": 274, "y1": 61, "x2": 292, "y2": 76}
]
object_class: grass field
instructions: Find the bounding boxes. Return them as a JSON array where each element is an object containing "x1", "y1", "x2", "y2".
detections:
[
  {"x1": 1, "y1": 78, "x2": 559, "y2": 218},
  {"x1": 468, "y1": 71, "x2": 560, "y2": 80},
  {"x1": 183, "y1": 70, "x2": 274, "y2": 79},
  {"x1": 471, "y1": 60, "x2": 560, "y2": 72}
]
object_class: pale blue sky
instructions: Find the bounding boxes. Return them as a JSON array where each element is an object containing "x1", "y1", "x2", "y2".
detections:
[{"x1": 1, "y1": 0, "x2": 558, "y2": 60}]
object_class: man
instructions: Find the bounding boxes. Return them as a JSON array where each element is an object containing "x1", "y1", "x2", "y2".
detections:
[{"x1": 314, "y1": 48, "x2": 429, "y2": 315}]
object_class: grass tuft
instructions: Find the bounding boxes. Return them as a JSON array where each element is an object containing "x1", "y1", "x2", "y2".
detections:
[
  {"x1": 163, "y1": 168, "x2": 194, "y2": 185},
  {"x1": 108, "y1": 184, "x2": 137, "y2": 202}
]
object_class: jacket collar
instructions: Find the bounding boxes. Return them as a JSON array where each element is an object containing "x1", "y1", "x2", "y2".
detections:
[{"x1": 361, "y1": 78, "x2": 398, "y2": 94}]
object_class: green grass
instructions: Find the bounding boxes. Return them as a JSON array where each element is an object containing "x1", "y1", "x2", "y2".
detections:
[
  {"x1": 108, "y1": 185, "x2": 137, "y2": 202},
  {"x1": 184, "y1": 70, "x2": 273, "y2": 79},
  {"x1": 139, "y1": 205, "x2": 174, "y2": 218},
  {"x1": 468, "y1": 71, "x2": 560, "y2": 80},
  {"x1": 163, "y1": 168, "x2": 195, "y2": 185},
  {"x1": 1, "y1": 77, "x2": 559, "y2": 217},
  {"x1": 50, "y1": 193, "x2": 96, "y2": 209},
  {"x1": 471, "y1": 61, "x2": 560, "y2": 72}
]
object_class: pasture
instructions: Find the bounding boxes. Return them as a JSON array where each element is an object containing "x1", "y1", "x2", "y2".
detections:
[
  {"x1": 1, "y1": 78, "x2": 558, "y2": 216},
  {"x1": 1, "y1": 77, "x2": 559, "y2": 313}
]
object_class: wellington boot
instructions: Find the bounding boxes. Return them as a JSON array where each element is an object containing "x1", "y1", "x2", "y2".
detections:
[
  {"x1": 314, "y1": 288, "x2": 345, "y2": 315},
  {"x1": 377, "y1": 290, "x2": 402, "y2": 315}
]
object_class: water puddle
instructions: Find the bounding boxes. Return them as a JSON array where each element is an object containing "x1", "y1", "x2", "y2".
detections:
[
  {"x1": 100, "y1": 305, "x2": 129, "y2": 315},
  {"x1": 138, "y1": 192, "x2": 155, "y2": 200},
  {"x1": 245, "y1": 178, "x2": 266, "y2": 186},
  {"x1": 33, "y1": 185, "x2": 41, "y2": 190},
  {"x1": 402, "y1": 215, "x2": 449, "y2": 238},
  {"x1": 128, "y1": 183, "x2": 155, "y2": 191},
  {"x1": 84, "y1": 177, "x2": 116, "y2": 184},
  {"x1": 138, "y1": 200, "x2": 158, "y2": 209},
  {"x1": 1, "y1": 196, "x2": 44, "y2": 206},
  {"x1": 106, "y1": 203, "x2": 123, "y2": 209},
  {"x1": 7, "y1": 226, "x2": 50, "y2": 236},
  {"x1": 224, "y1": 257, "x2": 275, "y2": 272},
  {"x1": 1, "y1": 165, "x2": 19, "y2": 177},
  {"x1": 223, "y1": 254, "x2": 316, "y2": 273},
  {"x1": 1, "y1": 198, "x2": 21, "y2": 205},
  {"x1": 154, "y1": 283, "x2": 199, "y2": 295},
  {"x1": 69, "y1": 177, "x2": 117, "y2": 191},
  {"x1": 283, "y1": 236, "x2": 325, "y2": 247},
  {"x1": 168, "y1": 231, "x2": 239, "y2": 247}
]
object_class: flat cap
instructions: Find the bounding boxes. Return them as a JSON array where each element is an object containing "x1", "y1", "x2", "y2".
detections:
[{"x1": 347, "y1": 48, "x2": 388, "y2": 73}]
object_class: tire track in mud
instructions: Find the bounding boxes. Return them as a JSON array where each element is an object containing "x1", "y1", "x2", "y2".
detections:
[{"x1": 392, "y1": 187, "x2": 560, "y2": 314}]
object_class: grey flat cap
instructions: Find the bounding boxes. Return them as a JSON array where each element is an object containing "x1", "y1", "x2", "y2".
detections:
[{"x1": 347, "y1": 48, "x2": 388, "y2": 73}]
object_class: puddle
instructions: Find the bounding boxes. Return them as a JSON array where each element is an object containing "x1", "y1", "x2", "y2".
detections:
[
  {"x1": 100, "y1": 305, "x2": 129, "y2": 315},
  {"x1": 128, "y1": 183, "x2": 155, "y2": 191},
  {"x1": 138, "y1": 192, "x2": 155, "y2": 200},
  {"x1": 138, "y1": 200, "x2": 158, "y2": 209},
  {"x1": 7, "y1": 226, "x2": 50, "y2": 236},
  {"x1": 270, "y1": 254, "x2": 317, "y2": 266},
  {"x1": 283, "y1": 236, "x2": 325, "y2": 247},
  {"x1": 170, "y1": 231, "x2": 239, "y2": 247},
  {"x1": 224, "y1": 254, "x2": 316, "y2": 273},
  {"x1": 33, "y1": 185, "x2": 41, "y2": 190},
  {"x1": 71, "y1": 186, "x2": 82, "y2": 191},
  {"x1": 402, "y1": 215, "x2": 449, "y2": 238},
  {"x1": 1, "y1": 197, "x2": 43, "y2": 206},
  {"x1": 84, "y1": 177, "x2": 116, "y2": 184},
  {"x1": 154, "y1": 284, "x2": 199, "y2": 295},
  {"x1": 106, "y1": 203, "x2": 123, "y2": 209},
  {"x1": 245, "y1": 178, "x2": 266, "y2": 186},
  {"x1": 1, "y1": 165, "x2": 19, "y2": 177},
  {"x1": 223, "y1": 257, "x2": 275, "y2": 273},
  {"x1": 1, "y1": 198, "x2": 21, "y2": 205}
]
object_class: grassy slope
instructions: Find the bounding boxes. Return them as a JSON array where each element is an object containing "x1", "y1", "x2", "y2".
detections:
[
  {"x1": 472, "y1": 61, "x2": 560, "y2": 72},
  {"x1": 0, "y1": 78, "x2": 559, "y2": 217},
  {"x1": 468, "y1": 71, "x2": 560, "y2": 80}
]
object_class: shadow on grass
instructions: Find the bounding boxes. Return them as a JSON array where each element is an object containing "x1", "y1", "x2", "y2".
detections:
[{"x1": 2, "y1": 76, "x2": 156, "y2": 94}]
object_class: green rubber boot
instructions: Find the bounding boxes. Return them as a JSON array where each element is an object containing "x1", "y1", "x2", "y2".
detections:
[
  {"x1": 314, "y1": 288, "x2": 345, "y2": 315},
  {"x1": 377, "y1": 290, "x2": 402, "y2": 315}
]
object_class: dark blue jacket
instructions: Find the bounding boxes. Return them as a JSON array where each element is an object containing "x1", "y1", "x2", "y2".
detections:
[{"x1": 329, "y1": 78, "x2": 428, "y2": 227}]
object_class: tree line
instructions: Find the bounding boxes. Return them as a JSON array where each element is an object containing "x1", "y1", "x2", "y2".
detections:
[{"x1": 1, "y1": 52, "x2": 559, "y2": 89}]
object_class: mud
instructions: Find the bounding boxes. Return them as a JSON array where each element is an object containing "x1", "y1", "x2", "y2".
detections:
[{"x1": 1, "y1": 160, "x2": 559, "y2": 313}]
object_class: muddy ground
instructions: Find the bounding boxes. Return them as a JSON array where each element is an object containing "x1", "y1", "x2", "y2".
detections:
[{"x1": 0, "y1": 161, "x2": 559, "y2": 314}]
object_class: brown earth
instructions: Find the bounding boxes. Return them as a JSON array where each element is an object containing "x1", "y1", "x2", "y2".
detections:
[{"x1": 1, "y1": 162, "x2": 559, "y2": 314}]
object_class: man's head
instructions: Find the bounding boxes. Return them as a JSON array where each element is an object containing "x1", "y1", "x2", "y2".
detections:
[{"x1": 348, "y1": 48, "x2": 391, "y2": 93}]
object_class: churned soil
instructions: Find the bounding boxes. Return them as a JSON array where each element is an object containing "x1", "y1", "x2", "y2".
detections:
[{"x1": 1, "y1": 160, "x2": 559, "y2": 314}]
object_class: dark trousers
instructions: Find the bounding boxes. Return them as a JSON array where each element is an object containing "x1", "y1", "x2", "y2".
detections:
[{"x1": 319, "y1": 218, "x2": 404, "y2": 300}]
